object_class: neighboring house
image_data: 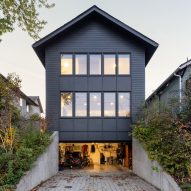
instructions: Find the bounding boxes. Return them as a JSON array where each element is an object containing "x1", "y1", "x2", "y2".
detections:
[
  {"x1": 32, "y1": 6, "x2": 158, "y2": 165},
  {"x1": 146, "y1": 59, "x2": 191, "y2": 111},
  {"x1": 28, "y1": 96, "x2": 44, "y2": 116},
  {"x1": 0, "y1": 73, "x2": 43, "y2": 117}
]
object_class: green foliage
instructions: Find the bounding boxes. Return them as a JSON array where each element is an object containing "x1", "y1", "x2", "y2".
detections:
[
  {"x1": 0, "y1": 129, "x2": 51, "y2": 189},
  {"x1": 30, "y1": 113, "x2": 41, "y2": 121},
  {"x1": 132, "y1": 94, "x2": 191, "y2": 185},
  {"x1": 0, "y1": 73, "x2": 51, "y2": 189},
  {"x1": 0, "y1": 0, "x2": 54, "y2": 40}
]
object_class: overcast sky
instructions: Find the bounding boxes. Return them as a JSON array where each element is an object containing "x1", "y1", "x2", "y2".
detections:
[{"x1": 0, "y1": 0, "x2": 191, "y2": 112}]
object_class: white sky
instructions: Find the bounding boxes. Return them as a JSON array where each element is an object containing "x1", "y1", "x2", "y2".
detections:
[{"x1": 0, "y1": 0, "x2": 191, "y2": 113}]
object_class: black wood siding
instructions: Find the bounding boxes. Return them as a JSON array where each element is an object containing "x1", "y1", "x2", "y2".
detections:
[{"x1": 45, "y1": 17, "x2": 145, "y2": 142}]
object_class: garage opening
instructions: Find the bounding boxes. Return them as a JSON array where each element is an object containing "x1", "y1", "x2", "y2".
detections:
[{"x1": 59, "y1": 142, "x2": 132, "y2": 170}]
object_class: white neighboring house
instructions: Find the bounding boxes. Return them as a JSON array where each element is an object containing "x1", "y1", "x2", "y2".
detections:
[
  {"x1": 18, "y1": 95, "x2": 43, "y2": 118},
  {"x1": 0, "y1": 73, "x2": 43, "y2": 118}
]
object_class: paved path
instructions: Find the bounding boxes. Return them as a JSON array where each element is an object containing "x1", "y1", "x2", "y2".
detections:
[{"x1": 34, "y1": 165, "x2": 159, "y2": 191}]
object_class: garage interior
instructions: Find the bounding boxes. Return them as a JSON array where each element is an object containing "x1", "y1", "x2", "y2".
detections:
[{"x1": 59, "y1": 142, "x2": 132, "y2": 169}]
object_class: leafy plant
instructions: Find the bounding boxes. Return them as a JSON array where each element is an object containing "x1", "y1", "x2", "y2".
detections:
[
  {"x1": 0, "y1": 0, "x2": 55, "y2": 40},
  {"x1": 0, "y1": 74, "x2": 51, "y2": 190},
  {"x1": 132, "y1": 92, "x2": 191, "y2": 185},
  {"x1": 0, "y1": 127, "x2": 16, "y2": 153}
]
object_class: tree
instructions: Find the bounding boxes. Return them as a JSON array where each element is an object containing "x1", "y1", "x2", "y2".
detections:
[
  {"x1": 0, "y1": 73, "x2": 21, "y2": 153},
  {"x1": 0, "y1": 0, "x2": 54, "y2": 40}
]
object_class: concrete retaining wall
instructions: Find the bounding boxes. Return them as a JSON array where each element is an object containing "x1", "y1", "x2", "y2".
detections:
[
  {"x1": 16, "y1": 131, "x2": 59, "y2": 191},
  {"x1": 133, "y1": 138, "x2": 182, "y2": 191}
]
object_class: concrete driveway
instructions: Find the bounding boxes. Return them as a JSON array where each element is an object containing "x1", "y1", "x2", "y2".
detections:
[{"x1": 34, "y1": 165, "x2": 159, "y2": 191}]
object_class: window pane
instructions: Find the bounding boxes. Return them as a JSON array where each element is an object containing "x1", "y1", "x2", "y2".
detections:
[
  {"x1": 90, "y1": 54, "x2": 101, "y2": 75},
  {"x1": 118, "y1": 93, "x2": 130, "y2": 117},
  {"x1": 61, "y1": 93, "x2": 73, "y2": 117},
  {"x1": 90, "y1": 93, "x2": 101, "y2": 117},
  {"x1": 104, "y1": 93, "x2": 116, "y2": 116},
  {"x1": 104, "y1": 54, "x2": 116, "y2": 75},
  {"x1": 75, "y1": 54, "x2": 87, "y2": 75},
  {"x1": 118, "y1": 54, "x2": 130, "y2": 74},
  {"x1": 61, "y1": 54, "x2": 73, "y2": 75},
  {"x1": 75, "y1": 93, "x2": 87, "y2": 117}
]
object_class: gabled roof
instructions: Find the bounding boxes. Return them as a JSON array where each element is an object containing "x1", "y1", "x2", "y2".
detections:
[
  {"x1": 29, "y1": 96, "x2": 44, "y2": 113},
  {"x1": 146, "y1": 59, "x2": 191, "y2": 102},
  {"x1": 0, "y1": 73, "x2": 38, "y2": 106},
  {"x1": 32, "y1": 5, "x2": 158, "y2": 66}
]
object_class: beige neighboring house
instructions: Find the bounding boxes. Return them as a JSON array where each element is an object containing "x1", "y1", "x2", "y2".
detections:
[{"x1": 0, "y1": 73, "x2": 43, "y2": 118}]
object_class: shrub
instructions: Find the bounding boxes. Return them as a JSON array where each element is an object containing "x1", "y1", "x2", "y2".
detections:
[
  {"x1": 132, "y1": 94, "x2": 191, "y2": 185},
  {"x1": 0, "y1": 129, "x2": 51, "y2": 190}
]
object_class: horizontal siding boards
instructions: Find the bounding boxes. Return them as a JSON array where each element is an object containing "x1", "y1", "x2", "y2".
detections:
[
  {"x1": 45, "y1": 50, "x2": 60, "y2": 131},
  {"x1": 131, "y1": 49, "x2": 145, "y2": 122},
  {"x1": 159, "y1": 78, "x2": 179, "y2": 105},
  {"x1": 59, "y1": 118, "x2": 131, "y2": 142},
  {"x1": 46, "y1": 17, "x2": 145, "y2": 141},
  {"x1": 59, "y1": 76, "x2": 131, "y2": 91}
]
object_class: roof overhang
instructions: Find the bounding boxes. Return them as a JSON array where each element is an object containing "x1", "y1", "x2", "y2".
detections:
[
  {"x1": 146, "y1": 59, "x2": 191, "y2": 102},
  {"x1": 32, "y1": 5, "x2": 158, "y2": 67}
]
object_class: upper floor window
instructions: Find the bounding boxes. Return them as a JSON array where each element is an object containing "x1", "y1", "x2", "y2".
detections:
[
  {"x1": 90, "y1": 54, "x2": 101, "y2": 75},
  {"x1": 61, "y1": 92, "x2": 73, "y2": 117},
  {"x1": 61, "y1": 54, "x2": 73, "y2": 75},
  {"x1": 118, "y1": 93, "x2": 130, "y2": 117},
  {"x1": 104, "y1": 93, "x2": 116, "y2": 117},
  {"x1": 19, "y1": 98, "x2": 23, "y2": 107},
  {"x1": 90, "y1": 93, "x2": 101, "y2": 117},
  {"x1": 60, "y1": 53, "x2": 130, "y2": 75},
  {"x1": 118, "y1": 54, "x2": 130, "y2": 75},
  {"x1": 104, "y1": 54, "x2": 116, "y2": 75},
  {"x1": 26, "y1": 105, "x2": 29, "y2": 113},
  {"x1": 75, "y1": 93, "x2": 87, "y2": 117},
  {"x1": 75, "y1": 54, "x2": 87, "y2": 75}
]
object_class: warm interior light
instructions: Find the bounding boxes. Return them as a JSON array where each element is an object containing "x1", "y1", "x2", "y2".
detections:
[
  {"x1": 110, "y1": 102, "x2": 114, "y2": 105},
  {"x1": 120, "y1": 95, "x2": 124, "y2": 99},
  {"x1": 112, "y1": 64, "x2": 116, "y2": 68},
  {"x1": 93, "y1": 95, "x2": 97, "y2": 99},
  {"x1": 64, "y1": 62, "x2": 69, "y2": 67}
]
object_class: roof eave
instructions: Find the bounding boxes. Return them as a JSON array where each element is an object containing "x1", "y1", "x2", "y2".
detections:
[{"x1": 32, "y1": 6, "x2": 158, "y2": 67}]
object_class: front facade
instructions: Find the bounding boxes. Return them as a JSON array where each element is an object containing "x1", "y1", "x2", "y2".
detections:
[{"x1": 33, "y1": 6, "x2": 158, "y2": 143}]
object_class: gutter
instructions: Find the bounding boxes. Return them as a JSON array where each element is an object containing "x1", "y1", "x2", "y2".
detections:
[{"x1": 174, "y1": 72, "x2": 182, "y2": 112}]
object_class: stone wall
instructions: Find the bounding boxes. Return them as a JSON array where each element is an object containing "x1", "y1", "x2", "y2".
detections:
[
  {"x1": 133, "y1": 138, "x2": 182, "y2": 191},
  {"x1": 16, "y1": 131, "x2": 59, "y2": 191}
]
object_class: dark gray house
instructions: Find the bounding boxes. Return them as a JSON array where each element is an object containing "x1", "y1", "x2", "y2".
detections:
[
  {"x1": 146, "y1": 59, "x2": 191, "y2": 110},
  {"x1": 33, "y1": 6, "x2": 158, "y2": 166}
]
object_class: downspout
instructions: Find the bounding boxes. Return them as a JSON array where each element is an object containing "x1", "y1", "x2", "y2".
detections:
[{"x1": 174, "y1": 73, "x2": 182, "y2": 112}]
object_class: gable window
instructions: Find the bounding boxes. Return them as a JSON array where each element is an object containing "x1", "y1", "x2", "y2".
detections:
[
  {"x1": 118, "y1": 54, "x2": 130, "y2": 75},
  {"x1": 104, "y1": 54, "x2": 116, "y2": 75},
  {"x1": 61, "y1": 54, "x2": 73, "y2": 75},
  {"x1": 90, "y1": 93, "x2": 101, "y2": 117},
  {"x1": 104, "y1": 93, "x2": 116, "y2": 117},
  {"x1": 75, "y1": 54, "x2": 87, "y2": 75},
  {"x1": 118, "y1": 93, "x2": 130, "y2": 117},
  {"x1": 90, "y1": 54, "x2": 101, "y2": 75},
  {"x1": 61, "y1": 92, "x2": 73, "y2": 117},
  {"x1": 75, "y1": 93, "x2": 87, "y2": 117}
]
